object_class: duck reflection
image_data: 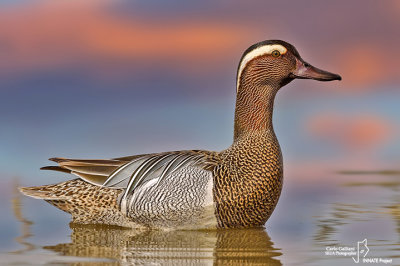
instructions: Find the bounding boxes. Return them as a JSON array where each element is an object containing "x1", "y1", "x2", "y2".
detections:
[{"x1": 44, "y1": 224, "x2": 282, "y2": 265}]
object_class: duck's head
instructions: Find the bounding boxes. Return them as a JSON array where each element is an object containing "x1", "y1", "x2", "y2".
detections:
[{"x1": 236, "y1": 40, "x2": 341, "y2": 92}]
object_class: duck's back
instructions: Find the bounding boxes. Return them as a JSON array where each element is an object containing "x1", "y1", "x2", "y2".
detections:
[{"x1": 20, "y1": 151, "x2": 218, "y2": 229}]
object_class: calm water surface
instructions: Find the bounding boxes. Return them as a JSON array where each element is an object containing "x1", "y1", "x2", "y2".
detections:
[{"x1": 0, "y1": 170, "x2": 399, "y2": 265}]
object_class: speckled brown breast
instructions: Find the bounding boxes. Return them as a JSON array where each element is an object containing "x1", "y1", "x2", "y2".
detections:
[{"x1": 213, "y1": 130, "x2": 283, "y2": 228}]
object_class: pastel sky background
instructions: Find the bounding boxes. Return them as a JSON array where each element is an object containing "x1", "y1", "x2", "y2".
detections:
[{"x1": 0, "y1": 0, "x2": 399, "y2": 186}]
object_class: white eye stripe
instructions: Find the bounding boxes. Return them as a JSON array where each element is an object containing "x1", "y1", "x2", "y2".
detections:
[{"x1": 236, "y1": 44, "x2": 287, "y2": 92}]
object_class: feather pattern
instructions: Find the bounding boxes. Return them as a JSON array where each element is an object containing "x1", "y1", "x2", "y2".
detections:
[
  {"x1": 104, "y1": 152, "x2": 210, "y2": 214},
  {"x1": 39, "y1": 151, "x2": 216, "y2": 223},
  {"x1": 42, "y1": 151, "x2": 214, "y2": 191},
  {"x1": 42, "y1": 157, "x2": 133, "y2": 185},
  {"x1": 40, "y1": 166, "x2": 71, "y2": 174},
  {"x1": 71, "y1": 172, "x2": 109, "y2": 186},
  {"x1": 102, "y1": 152, "x2": 210, "y2": 190},
  {"x1": 60, "y1": 164, "x2": 120, "y2": 176},
  {"x1": 50, "y1": 158, "x2": 124, "y2": 165},
  {"x1": 102, "y1": 156, "x2": 151, "y2": 188},
  {"x1": 122, "y1": 154, "x2": 175, "y2": 196}
]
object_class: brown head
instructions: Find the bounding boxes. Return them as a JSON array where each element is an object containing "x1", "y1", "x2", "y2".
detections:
[
  {"x1": 236, "y1": 40, "x2": 341, "y2": 91},
  {"x1": 234, "y1": 40, "x2": 341, "y2": 140}
]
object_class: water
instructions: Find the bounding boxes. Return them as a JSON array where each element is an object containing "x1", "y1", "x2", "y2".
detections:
[{"x1": 0, "y1": 170, "x2": 399, "y2": 265}]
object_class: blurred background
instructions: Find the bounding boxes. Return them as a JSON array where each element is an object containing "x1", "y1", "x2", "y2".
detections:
[
  {"x1": 0, "y1": 0, "x2": 399, "y2": 264},
  {"x1": 1, "y1": 0, "x2": 399, "y2": 182}
]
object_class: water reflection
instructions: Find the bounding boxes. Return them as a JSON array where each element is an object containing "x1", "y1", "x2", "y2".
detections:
[
  {"x1": 44, "y1": 224, "x2": 282, "y2": 265},
  {"x1": 344, "y1": 177, "x2": 400, "y2": 243},
  {"x1": 313, "y1": 203, "x2": 370, "y2": 246},
  {"x1": 10, "y1": 180, "x2": 35, "y2": 254},
  {"x1": 312, "y1": 172, "x2": 400, "y2": 262}
]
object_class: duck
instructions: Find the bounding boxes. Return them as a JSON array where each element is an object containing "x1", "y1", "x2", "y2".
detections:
[{"x1": 20, "y1": 40, "x2": 341, "y2": 229}]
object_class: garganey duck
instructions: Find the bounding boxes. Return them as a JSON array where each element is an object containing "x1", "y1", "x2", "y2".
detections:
[{"x1": 20, "y1": 40, "x2": 341, "y2": 229}]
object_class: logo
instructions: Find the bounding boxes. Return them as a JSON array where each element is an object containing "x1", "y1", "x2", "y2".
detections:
[
  {"x1": 352, "y1": 239, "x2": 369, "y2": 263},
  {"x1": 324, "y1": 239, "x2": 392, "y2": 264}
]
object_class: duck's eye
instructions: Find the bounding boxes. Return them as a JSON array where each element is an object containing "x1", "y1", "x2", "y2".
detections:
[{"x1": 271, "y1": 50, "x2": 281, "y2": 58}]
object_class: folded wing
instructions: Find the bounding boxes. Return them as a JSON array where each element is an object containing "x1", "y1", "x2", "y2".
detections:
[{"x1": 42, "y1": 150, "x2": 216, "y2": 191}]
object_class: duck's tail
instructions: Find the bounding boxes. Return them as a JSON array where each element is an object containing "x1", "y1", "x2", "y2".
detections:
[
  {"x1": 19, "y1": 179, "x2": 135, "y2": 227},
  {"x1": 20, "y1": 184, "x2": 72, "y2": 217},
  {"x1": 19, "y1": 183, "x2": 67, "y2": 200}
]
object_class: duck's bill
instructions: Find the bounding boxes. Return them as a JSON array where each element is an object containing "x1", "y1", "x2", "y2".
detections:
[{"x1": 290, "y1": 58, "x2": 342, "y2": 81}]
